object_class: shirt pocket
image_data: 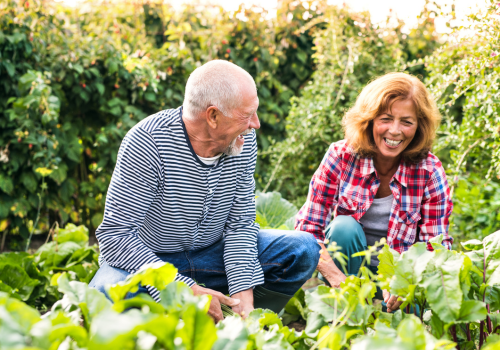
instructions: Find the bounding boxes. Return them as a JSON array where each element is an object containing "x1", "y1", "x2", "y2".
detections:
[
  {"x1": 396, "y1": 210, "x2": 421, "y2": 243},
  {"x1": 337, "y1": 196, "x2": 364, "y2": 216}
]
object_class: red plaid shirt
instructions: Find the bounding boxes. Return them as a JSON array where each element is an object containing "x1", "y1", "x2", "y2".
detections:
[{"x1": 295, "y1": 140, "x2": 453, "y2": 253}]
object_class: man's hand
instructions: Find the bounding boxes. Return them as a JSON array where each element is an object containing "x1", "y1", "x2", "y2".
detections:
[
  {"x1": 317, "y1": 243, "x2": 346, "y2": 288},
  {"x1": 191, "y1": 285, "x2": 240, "y2": 323},
  {"x1": 383, "y1": 289, "x2": 403, "y2": 313},
  {"x1": 231, "y1": 288, "x2": 254, "y2": 319}
]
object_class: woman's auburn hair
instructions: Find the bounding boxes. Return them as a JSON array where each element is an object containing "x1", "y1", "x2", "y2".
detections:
[{"x1": 342, "y1": 72, "x2": 441, "y2": 163}]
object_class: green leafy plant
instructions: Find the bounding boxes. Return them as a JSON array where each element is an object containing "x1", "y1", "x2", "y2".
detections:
[
  {"x1": 0, "y1": 0, "x2": 323, "y2": 248},
  {"x1": 0, "y1": 223, "x2": 98, "y2": 312},
  {"x1": 255, "y1": 191, "x2": 298, "y2": 229},
  {"x1": 427, "y1": 1, "x2": 500, "y2": 185},
  {"x1": 1, "y1": 230, "x2": 500, "y2": 349},
  {"x1": 261, "y1": 3, "x2": 443, "y2": 206}
]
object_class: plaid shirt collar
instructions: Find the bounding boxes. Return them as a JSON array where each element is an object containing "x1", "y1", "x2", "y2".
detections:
[{"x1": 359, "y1": 155, "x2": 432, "y2": 188}]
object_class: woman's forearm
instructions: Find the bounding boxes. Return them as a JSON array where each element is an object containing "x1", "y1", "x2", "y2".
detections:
[{"x1": 317, "y1": 242, "x2": 346, "y2": 288}]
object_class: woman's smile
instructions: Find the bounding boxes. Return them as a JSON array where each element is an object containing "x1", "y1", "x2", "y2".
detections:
[{"x1": 383, "y1": 138, "x2": 403, "y2": 148}]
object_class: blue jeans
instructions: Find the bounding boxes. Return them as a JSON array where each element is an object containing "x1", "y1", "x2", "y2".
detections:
[{"x1": 89, "y1": 229, "x2": 320, "y2": 299}]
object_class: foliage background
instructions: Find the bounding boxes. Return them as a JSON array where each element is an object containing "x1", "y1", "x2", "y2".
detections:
[
  {"x1": 0, "y1": 0, "x2": 499, "y2": 250},
  {"x1": 0, "y1": 0, "x2": 322, "y2": 249}
]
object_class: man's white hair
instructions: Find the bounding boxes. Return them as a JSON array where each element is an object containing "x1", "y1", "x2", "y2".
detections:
[{"x1": 183, "y1": 60, "x2": 256, "y2": 120}]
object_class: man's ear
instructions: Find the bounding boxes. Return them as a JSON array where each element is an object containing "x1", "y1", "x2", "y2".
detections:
[{"x1": 206, "y1": 106, "x2": 219, "y2": 129}]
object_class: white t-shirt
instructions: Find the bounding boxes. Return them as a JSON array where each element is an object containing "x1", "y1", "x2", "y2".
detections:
[{"x1": 197, "y1": 153, "x2": 223, "y2": 166}]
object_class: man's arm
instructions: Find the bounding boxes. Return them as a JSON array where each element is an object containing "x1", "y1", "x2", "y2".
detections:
[
  {"x1": 97, "y1": 125, "x2": 196, "y2": 300},
  {"x1": 223, "y1": 132, "x2": 263, "y2": 317}
]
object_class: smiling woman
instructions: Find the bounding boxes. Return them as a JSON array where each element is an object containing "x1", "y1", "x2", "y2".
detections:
[
  {"x1": 343, "y1": 72, "x2": 441, "y2": 164},
  {"x1": 295, "y1": 72, "x2": 453, "y2": 313}
]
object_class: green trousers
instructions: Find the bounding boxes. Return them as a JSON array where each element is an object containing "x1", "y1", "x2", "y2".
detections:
[
  {"x1": 322, "y1": 215, "x2": 382, "y2": 299},
  {"x1": 322, "y1": 215, "x2": 421, "y2": 315}
]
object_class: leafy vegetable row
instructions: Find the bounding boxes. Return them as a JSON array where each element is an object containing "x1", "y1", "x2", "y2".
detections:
[{"x1": 1, "y1": 230, "x2": 500, "y2": 349}]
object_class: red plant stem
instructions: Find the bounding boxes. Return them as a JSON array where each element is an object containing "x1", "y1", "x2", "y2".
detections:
[
  {"x1": 487, "y1": 304, "x2": 493, "y2": 334},
  {"x1": 420, "y1": 299, "x2": 426, "y2": 323},
  {"x1": 480, "y1": 321, "x2": 484, "y2": 348},
  {"x1": 466, "y1": 323, "x2": 471, "y2": 342},
  {"x1": 406, "y1": 305, "x2": 410, "y2": 314},
  {"x1": 451, "y1": 325, "x2": 460, "y2": 350}
]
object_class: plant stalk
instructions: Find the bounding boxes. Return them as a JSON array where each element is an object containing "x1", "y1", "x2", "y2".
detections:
[
  {"x1": 25, "y1": 189, "x2": 43, "y2": 252},
  {"x1": 480, "y1": 321, "x2": 484, "y2": 348},
  {"x1": 487, "y1": 304, "x2": 493, "y2": 334},
  {"x1": 450, "y1": 325, "x2": 459, "y2": 349},
  {"x1": 420, "y1": 299, "x2": 426, "y2": 323},
  {"x1": 466, "y1": 323, "x2": 471, "y2": 342}
]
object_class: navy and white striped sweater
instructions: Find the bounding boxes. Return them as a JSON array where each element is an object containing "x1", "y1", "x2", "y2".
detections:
[{"x1": 96, "y1": 107, "x2": 263, "y2": 300}]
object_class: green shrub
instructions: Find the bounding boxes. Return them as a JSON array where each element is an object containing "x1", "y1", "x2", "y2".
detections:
[
  {"x1": 261, "y1": 5, "x2": 430, "y2": 205},
  {"x1": 0, "y1": 0, "x2": 322, "y2": 247}
]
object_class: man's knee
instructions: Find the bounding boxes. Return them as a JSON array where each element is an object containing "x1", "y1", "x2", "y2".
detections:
[
  {"x1": 288, "y1": 231, "x2": 321, "y2": 274},
  {"x1": 89, "y1": 262, "x2": 130, "y2": 295}
]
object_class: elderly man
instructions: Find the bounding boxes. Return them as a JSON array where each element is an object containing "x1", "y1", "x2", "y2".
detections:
[{"x1": 89, "y1": 60, "x2": 320, "y2": 321}]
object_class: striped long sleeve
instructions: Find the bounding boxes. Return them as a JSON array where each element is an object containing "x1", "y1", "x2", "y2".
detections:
[
  {"x1": 223, "y1": 138, "x2": 264, "y2": 295},
  {"x1": 95, "y1": 107, "x2": 261, "y2": 301},
  {"x1": 96, "y1": 119, "x2": 195, "y2": 298}
]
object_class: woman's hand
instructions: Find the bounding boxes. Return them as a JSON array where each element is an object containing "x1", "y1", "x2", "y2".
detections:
[
  {"x1": 317, "y1": 243, "x2": 347, "y2": 288},
  {"x1": 191, "y1": 285, "x2": 240, "y2": 323},
  {"x1": 383, "y1": 289, "x2": 403, "y2": 313}
]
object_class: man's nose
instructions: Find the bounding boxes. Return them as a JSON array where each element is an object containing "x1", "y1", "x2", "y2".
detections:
[{"x1": 250, "y1": 112, "x2": 260, "y2": 130}]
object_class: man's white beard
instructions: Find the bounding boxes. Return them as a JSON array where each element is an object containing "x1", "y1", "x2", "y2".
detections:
[{"x1": 223, "y1": 129, "x2": 252, "y2": 156}]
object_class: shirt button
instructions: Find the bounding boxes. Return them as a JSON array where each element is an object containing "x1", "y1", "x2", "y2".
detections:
[
  {"x1": 208, "y1": 189, "x2": 212, "y2": 193},
  {"x1": 396, "y1": 195, "x2": 400, "y2": 199}
]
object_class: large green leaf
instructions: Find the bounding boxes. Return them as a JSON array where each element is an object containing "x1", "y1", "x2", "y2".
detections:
[
  {"x1": 390, "y1": 243, "x2": 434, "y2": 304},
  {"x1": 36, "y1": 241, "x2": 83, "y2": 269},
  {"x1": 352, "y1": 315, "x2": 455, "y2": 350},
  {"x1": 303, "y1": 311, "x2": 327, "y2": 337},
  {"x1": 462, "y1": 231, "x2": 500, "y2": 304},
  {"x1": 107, "y1": 262, "x2": 177, "y2": 302},
  {"x1": 304, "y1": 285, "x2": 339, "y2": 322},
  {"x1": 0, "y1": 263, "x2": 40, "y2": 301},
  {"x1": 0, "y1": 292, "x2": 40, "y2": 332},
  {"x1": 420, "y1": 249, "x2": 463, "y2": 324},
  {"x1": 213, "y1": 316, "x2": 249, "y2": 350},
  {"x1": 483, "y1": 334, "x2": 500, "y2": 350},
  {"x1": 255, "y1": 191, "x2": 297, "y2": 229},
  {"x1": 56, "y1": 274, "x2": 111, "y2": 329},
  {"x1": 457, "y1": 300, "x2": 487, "y2": 323},
  {"x1": 88, "y1": 309, "x2": 178, "y2": 350},
  {"x1": 112, "y1": 293, "x2": 165, "y2": 314},
  {"x1": 54, "y1": 223, "x2": 89, "y2": 246},
  {"x1": 0, "y1": 292, "x2": 41, "y2": 349},
  {"x1": 377, "y1": 244, "x2": 400, "y2": 289},
  {"x1": 159, "y1": 281, "x2": 199, "y2": 313},
  {"x1": 317, "y1": 324, "x2": 363, "y2": 350},
  {"x1": 284, "y1": 288, "x2": 306, "y2": 319},
  {"x1": 464, "y1": 231, "x2": 500, "y2": 283},
  {"x1": 175, "y1": 303, "x2": 217, "y2": 350},
  {"x1": 31, "y1": 311, "x2": 88, "y2": 350}
]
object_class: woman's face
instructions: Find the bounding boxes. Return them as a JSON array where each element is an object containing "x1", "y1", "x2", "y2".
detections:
[{"x1": 372, "y1": 99, "x2": 418, "y2": 161}]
